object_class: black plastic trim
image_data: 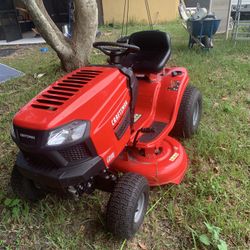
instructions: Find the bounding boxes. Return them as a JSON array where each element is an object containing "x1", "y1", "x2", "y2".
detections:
[
  {"x1": 16, "y1": 152, "x2": 105, "y2": 189},
  {"x1": 115, "y1": 109, "x2": 130, "y2": 140}
]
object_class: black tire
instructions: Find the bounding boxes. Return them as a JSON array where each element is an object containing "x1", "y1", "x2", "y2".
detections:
[
  {"x1": 106, "y1": 173, "x2": 149, "y2": 239},
  {"x1": 11, "y1": 165, "x2": 46, "y2": 202},
  {"x1": 202, "y1": 36, "x2": 213, "y2": 48},
  {"x1": 171, "y1": 85, "x2": 202, "y2": 138}
]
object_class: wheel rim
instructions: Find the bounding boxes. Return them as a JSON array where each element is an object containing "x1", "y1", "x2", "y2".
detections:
[
  {"x1": 192, "y1": 101, "x2": 200, "y2": 127},
  {"x1": 134, "y1": 193, "x2": 145, "y2": 224}
]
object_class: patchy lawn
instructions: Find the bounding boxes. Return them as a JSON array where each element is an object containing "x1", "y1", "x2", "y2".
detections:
[{"x1": 0, "y1": 22, "x2": 249, "y2": 249}]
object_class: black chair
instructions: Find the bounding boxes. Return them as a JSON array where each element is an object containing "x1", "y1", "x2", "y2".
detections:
[{"x1": 121, "y1": 30, "x2": 171, "y2": 73}]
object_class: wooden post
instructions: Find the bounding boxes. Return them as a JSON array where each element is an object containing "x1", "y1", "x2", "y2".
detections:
[
  {"x1": 226, "y1": 0, "x2": 232, "y2": 39},
  {"x1": 96, "y1": 0, "x2": 104, "y2": 25}
]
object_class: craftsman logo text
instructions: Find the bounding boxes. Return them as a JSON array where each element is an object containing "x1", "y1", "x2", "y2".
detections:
[{"x1": 111, "y1": 100, "x2": 128, "y2": 126}]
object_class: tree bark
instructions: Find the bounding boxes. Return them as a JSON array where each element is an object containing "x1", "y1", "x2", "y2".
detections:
[{"x1": 21, "y1": 0, "x2": 98, "y2": 72}]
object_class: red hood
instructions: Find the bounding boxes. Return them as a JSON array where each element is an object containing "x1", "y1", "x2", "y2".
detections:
[{"x1": 13, "y1": 66, "x2": 126, "y2": 130}]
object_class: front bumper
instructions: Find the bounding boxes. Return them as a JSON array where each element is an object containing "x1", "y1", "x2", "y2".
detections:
[{"x1": 16, "y1": 152, "x2": 105, "y2": 189}]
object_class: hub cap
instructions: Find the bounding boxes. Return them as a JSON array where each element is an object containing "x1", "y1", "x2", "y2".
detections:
[
  {"x1": 134, "y1": 193, "x2": 145, "y2": 223},
  {"x1": 193, "y1": 101, "x2": 200, "y2": 127}
]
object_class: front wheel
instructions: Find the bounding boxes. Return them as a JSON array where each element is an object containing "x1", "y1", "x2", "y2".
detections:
[
  {"x1": 11, "y1": 165, "x2": 47, "y2": 202},
  {"x1": 106, "y1": 173, "x2": 149, "y2": 239},
  {"x1": 171, "y1": 85, "x2": 202, "y2": 138}
]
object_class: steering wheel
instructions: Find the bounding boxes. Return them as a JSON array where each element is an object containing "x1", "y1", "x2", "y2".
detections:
[{"x1": 93, "y1": 41, "x2": 140, "y2": 57}]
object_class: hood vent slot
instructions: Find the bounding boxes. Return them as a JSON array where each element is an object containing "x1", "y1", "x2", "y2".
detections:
[
  {"x1": 47, "y1": 90, "x2": 74, "y2": 96},
  {"x1": 70, "y1": 75, "x2": 93, "y2": 81},
  {"x1": 52, "y1": 86, "x2": 79, "y2": 92},
  {"x1": 76, "y1": 72, "x2": 97, "y2": 77},
  {"x1": 42, "y1": 94, "x2": 69, "y2": 101},
  {"x1": 58, "y1": 83, "x2": 83, "y2": 88},
  {"x1": 32, "y1": 104, "x2": 57, "y2": 111},
  {"x1": 80, "y1": 69, "x2": 102, "y2": 74},
  {"x1": 32, "y1": 68, "x2": 102, "y2": 111},
  {"x1": 62, "y1": 80, "x2": 87, "y2": 84},
  {"x1": 37, "y1": 99, "x2": 63, "y2": 106}
]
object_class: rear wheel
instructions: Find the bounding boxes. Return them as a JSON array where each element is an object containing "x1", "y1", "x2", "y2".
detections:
[
  {"x1": 171, "y1": 85, "x2": 202, "y2": 138},
  {"x1": 106, "y1": 173, "x2": 149, "y2": 239},
  {"x1": 11, "y1": 165, "x2": 47, "y2": 202}
]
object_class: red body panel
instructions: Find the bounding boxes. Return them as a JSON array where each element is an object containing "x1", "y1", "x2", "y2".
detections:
[
  {"x1": 13, "y1": 65, "x2": 189, "y2": 186},
  {"x1": 111, "y1": 67, "x2": 189, "y2": 185},
  {"x1": 130, "y1": 67, "x2": 189, "y2": 148}
]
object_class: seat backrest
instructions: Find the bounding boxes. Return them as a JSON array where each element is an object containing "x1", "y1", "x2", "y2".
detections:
[
  {"x1": 129, "y1": 30, "x2": 170, "y2": 52},
  {"x1": 123, "y1": 30, "x2": 171, "y2": 73}
]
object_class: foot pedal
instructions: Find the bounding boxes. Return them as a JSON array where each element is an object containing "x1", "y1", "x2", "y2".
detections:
[
  {"x1": 140, "y1": 127, "x2": 155, "y2": 133},
  {"x1": 139, "y1": 121, "x2": 166, "y2": 143}
]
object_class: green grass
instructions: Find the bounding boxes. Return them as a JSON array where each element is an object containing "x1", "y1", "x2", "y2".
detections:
[{"x1": 0, "y1": 21, "x2": 249, "y2": 249}]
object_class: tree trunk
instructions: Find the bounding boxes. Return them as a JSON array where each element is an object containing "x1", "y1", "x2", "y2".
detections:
[{"x1": 21, "y1": 0, "x2": 98, "y2": 72}]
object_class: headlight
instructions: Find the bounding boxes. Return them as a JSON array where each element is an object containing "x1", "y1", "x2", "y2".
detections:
[{"x1": 47, "y1": 121, "x2": 87, "y2": 146}]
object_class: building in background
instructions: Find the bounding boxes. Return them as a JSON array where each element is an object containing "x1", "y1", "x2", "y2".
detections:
[
  {"x1": 1, "y1": 0, "x2": 236, "y2": 44},
  {"x1": 0, "y1": 0, "x2": 179, "y2": 43},
  {"x1": 102, "y1": 0, "x2": 179, "y2": 24},
  {"x1": 231, "y1": 0, "x2": 250, "y2": 20},
  {"x1": 0, "y1": 0, "x2": 69, "y2": 42}
]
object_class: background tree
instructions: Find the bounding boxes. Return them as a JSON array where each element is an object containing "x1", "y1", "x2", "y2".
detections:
[{"x1": 21, "y1": 0, "x2": 98, "y2": 72}]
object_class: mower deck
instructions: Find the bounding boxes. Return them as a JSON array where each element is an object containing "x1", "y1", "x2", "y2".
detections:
[{"x1": 111, "y1": 135, "x2": 188, "y2": 186}]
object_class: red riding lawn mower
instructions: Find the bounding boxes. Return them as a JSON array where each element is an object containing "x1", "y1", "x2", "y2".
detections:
[{"x1": 10, "y1": 30, "x2": 202, "y2": 238}]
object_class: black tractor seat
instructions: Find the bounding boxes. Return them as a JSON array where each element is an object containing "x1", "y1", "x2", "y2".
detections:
[{"x1": 121, "y1": 30, "x2": 171, "y2": 73}]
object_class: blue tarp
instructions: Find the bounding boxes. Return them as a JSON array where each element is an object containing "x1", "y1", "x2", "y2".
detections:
[{"x1": 0, "y1": 63, "x2": 24, "y2": 83}]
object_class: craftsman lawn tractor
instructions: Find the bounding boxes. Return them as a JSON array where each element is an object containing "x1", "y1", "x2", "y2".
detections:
[{"x1": 10, "y1": 30, "x2": 202, "y2": 239}]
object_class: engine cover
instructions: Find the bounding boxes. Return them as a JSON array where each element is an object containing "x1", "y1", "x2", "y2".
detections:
[{"x1": 13, "y1": 66, "x2": 132, "y2": 166}]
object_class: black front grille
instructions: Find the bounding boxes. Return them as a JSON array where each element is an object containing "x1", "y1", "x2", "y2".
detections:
[
  {"x1": 59, "y1": 144, "x2": 91, "y2": 162},
  {"x1": 23, "y1": 153, "x2": 58, "y2": 170}
]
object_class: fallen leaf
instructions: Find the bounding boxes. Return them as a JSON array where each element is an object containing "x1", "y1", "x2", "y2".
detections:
[
  {"x1": 34, "y1": 73, "x2": 45, "y2": 79},
  {"x1": 174, "y1": 204, "x2": 184, "y2": 224},
  {"x1": 207, "y1": 195, "x2": 213, "y2": 203},
  {"x1": 219, "y1": 146, "x2": 227, "y2": 151},
  {"x1": 213, "y1": 166, "x2": 219, "y2": 174},
  {"x1": 79, "y1": 225, "x2": 85, "y2": 232},
  {"x1": 213, "y1": 102, "x2": 219, "y2": 108},
  {"x1": 138, "y1": 242, "x2": 147, "y2": 250},
  {"x1": 37, "y1": 73, "x2": 45, "y2": 78},
  {"x1": 103, "y1": 31, "x2": 112, "y2": 36},
  {"x1": 209, "y1": 157, "x2": 215, "y2": 164}
]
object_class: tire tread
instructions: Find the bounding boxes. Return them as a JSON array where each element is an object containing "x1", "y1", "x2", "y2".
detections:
[
  {"x1": 106, "y1": 173, "x2": 149, "y2": 239},
  {"x1": 171, "y1": 85, "x2": 202, "y2": 138}
]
